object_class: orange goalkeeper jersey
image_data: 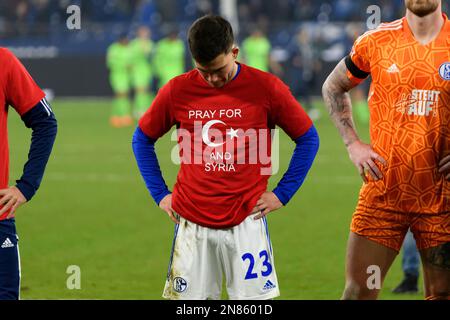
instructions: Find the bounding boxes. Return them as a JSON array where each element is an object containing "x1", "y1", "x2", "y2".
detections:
[{"x1": 346, "y1": 15, "x2": 450, "y2": 214}]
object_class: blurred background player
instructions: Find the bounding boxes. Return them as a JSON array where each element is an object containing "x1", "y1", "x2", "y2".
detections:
[
  {"x1": 392, "y1": 230, "x2": 421, "y2": 294},
  {"x1": 154, "y1": 29, "x2": 186, "y2": 88},
  {"x1": 286, "y1": 28, "x2": 321, "y2": 120},
  {"x1": 323, "y1": 0, "x2": 450, "y2": 300},
  {"x1": 106, "y1": 33, "x2": 133, "y2": 128},
  {"x1": 130, "y1": 26, "x2": 155, "y2": 119},
  {"x1": 241, "y1": 29, "x2": 270, "y2": 72},
  {"x1": 241, "y1": 29, "x2": 283, "y2": 76},
  {"x1": 0, "y1": 48, "x2": 57, "y2": 299}
]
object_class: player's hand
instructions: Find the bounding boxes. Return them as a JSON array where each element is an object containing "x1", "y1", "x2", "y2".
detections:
[
  {"x1": 438, "y1": 154, "x2": 450, "y2": 180},
  {"x1": 0, "y1": 186, "x2": 27, "y2": 219},
  {"x1": 159, "y1": 194, "x2": 178, "y2": 224},
  {"x1": 252, "y1": 192, "x2": 283, "y2": 220},
  {"x1": 346, "y1": 140, "x2": 387, "y2": 183}
]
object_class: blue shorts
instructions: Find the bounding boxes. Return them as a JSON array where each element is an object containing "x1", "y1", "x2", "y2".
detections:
[{"x1": 0, "y1": 219, "x2": 20, "y2": 300}]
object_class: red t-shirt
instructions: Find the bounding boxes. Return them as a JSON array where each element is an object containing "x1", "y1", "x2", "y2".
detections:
[
  {"x1": 139, "y1": 63, "x2": 312, "y2": 228},
  {"x1": 0, "y1": 48, "x2": 45, "y2": 220}
]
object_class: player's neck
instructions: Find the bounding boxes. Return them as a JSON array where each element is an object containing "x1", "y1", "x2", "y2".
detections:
[
  {"x1": 406, "y1": 9, "x2": 444, "y2": 45},
  {"x1": 230, "y1": 62, "x2": 238, "y2": 80},
  {"x1": 224, "y1": 62, "x2": 238, "y2": 85}
]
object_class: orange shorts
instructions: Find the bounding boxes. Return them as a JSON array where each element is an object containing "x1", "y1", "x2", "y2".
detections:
[{"x1": 351, "y1": 204, "x2": 450, "y2": 252}]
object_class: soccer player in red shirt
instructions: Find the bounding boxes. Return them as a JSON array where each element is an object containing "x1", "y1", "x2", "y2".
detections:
[
  {"x1": 0, "y1": 48, "x2": 57, "y2": 299},
  {"x1": 133, "y1": 15, "x2": 319, "y2": 299},
  {"x1": 323, "y1": 0, "x2": 450, "y2": 300}
]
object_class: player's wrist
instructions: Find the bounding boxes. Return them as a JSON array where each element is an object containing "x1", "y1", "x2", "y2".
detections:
[
  {"x1": 271, "y1": 189, "x2": 287, "y2": 206},
  {"x1": 345, "y1": 138, "x2": 361, "y2": 149},
  {"x1": 156, "y1": 191, "x2": 172, "y2": 206},
  {"x1": 14, "y1": 181, "x2": 33, "y2": 202}
]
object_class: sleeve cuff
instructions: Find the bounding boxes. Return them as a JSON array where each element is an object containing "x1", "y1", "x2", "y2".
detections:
[
  {"x1": 15, "y1": 180, "x2": 36, "y2": 201},
  {"x1": 155, "y1": 190, "x2": 172, "y2": 206},
  {"x1": 272, "y1": 188, "x2": 289, "y2": 206}
]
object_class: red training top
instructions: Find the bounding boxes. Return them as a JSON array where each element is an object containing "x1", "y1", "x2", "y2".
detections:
[
  {"x1": 139, "y1": 63, "x2": 312, "y2": 228},
  {"x1": 0, "y1": 48, "x2": 45, "y2": 220}
]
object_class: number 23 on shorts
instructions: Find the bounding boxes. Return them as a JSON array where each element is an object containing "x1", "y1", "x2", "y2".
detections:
[{"x1": 242, "y1": 250, "x2": 273, "y2": 280}]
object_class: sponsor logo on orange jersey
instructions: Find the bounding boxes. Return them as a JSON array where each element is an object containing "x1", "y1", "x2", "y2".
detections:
[{"x1": 395, "y1": 89, "x2": 440, "y2": 117}]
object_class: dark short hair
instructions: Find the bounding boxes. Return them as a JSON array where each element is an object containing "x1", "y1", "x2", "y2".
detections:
[{"x1": 188, "y1": 15, "x2": 234, "y2": 65}]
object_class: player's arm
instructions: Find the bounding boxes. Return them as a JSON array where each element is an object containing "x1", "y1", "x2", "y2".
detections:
[
  {"x1": 322, "y1": 58, "x2": 386, "y2": 182},
  {"x1": 253, "y1": 77, "x2": 319, "y2": 219},
  {"x1": 322, "y1": 59, "x2": 359, "y2": 146},
  {"x1": 253, "y1": 125, "x2": 319, "y2": 220},
  {"x1": 106, "y1": 45, "x2": 116, "y2": 70},
  {"x1": 132, "y1": 128, "x2": 177, "y2": 224},
  {"x1": 132, "y1": 81, "x2": 177, "y2": 223},
  {"x1": 0, "y1": 99, "x2": 58, "y2": 218},
  {"x1": 153, "y1": 42, "x2": 162, "y2": 77},
  {"x1": 0, "y1": 49, "x2": 57, "y2": 218},
  {"x1": 438, "y1": 155, "x2": 450, "y2": 181}
]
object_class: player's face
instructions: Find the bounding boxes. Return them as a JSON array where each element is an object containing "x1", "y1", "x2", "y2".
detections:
[
  {"x1": 195, "y1": 47, "x2": 239, "y2": 88},
  {"x1": 137, "y1": 27, "x2": 150, "y2": 39},
  {"x1": 405, "y1": 0, "x2": 440, "y2": 17}
]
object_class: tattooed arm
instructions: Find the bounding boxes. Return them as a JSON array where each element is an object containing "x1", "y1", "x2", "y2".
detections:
[
  {"x1": 322, "y1": 59, "x2": 359, "y2": 146},
  {"x1": 322, "y1": 58, "x2": 386, "y2": 182}
]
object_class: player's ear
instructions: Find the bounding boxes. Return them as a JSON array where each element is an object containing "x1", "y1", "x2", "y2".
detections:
[{"x1": 231, "y1": 47, "x2": 239, "y2": 60}]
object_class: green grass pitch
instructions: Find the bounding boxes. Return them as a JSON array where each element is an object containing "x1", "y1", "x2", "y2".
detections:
[{"x1": 7, "y1": 98, "x2": 422, "y2": 299}]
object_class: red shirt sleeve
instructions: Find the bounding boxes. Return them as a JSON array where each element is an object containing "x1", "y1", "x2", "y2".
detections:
[
  {"x1": 269, "y1": 76, "x2": 312, "y2": 140},
  {"x1": 138, "y1": 80, "x2": 176, "y2": 140},
  {"x1": 3, "y1": 48, "x2": 45, "y2": 116}
]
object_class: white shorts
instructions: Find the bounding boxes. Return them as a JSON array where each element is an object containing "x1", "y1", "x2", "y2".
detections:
[{"x1": 162, "y1": 214, "x2": 280, "y2": 300}]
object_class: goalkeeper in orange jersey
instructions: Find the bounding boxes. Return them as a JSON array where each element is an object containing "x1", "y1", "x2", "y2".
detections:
[{"x1": 323, "y1": 0, "x2": 450, "y2": 300}]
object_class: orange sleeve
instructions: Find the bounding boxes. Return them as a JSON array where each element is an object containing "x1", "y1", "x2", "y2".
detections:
[{"x1": 345, "y1": 32, "x2": 372, "y2": 85}]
